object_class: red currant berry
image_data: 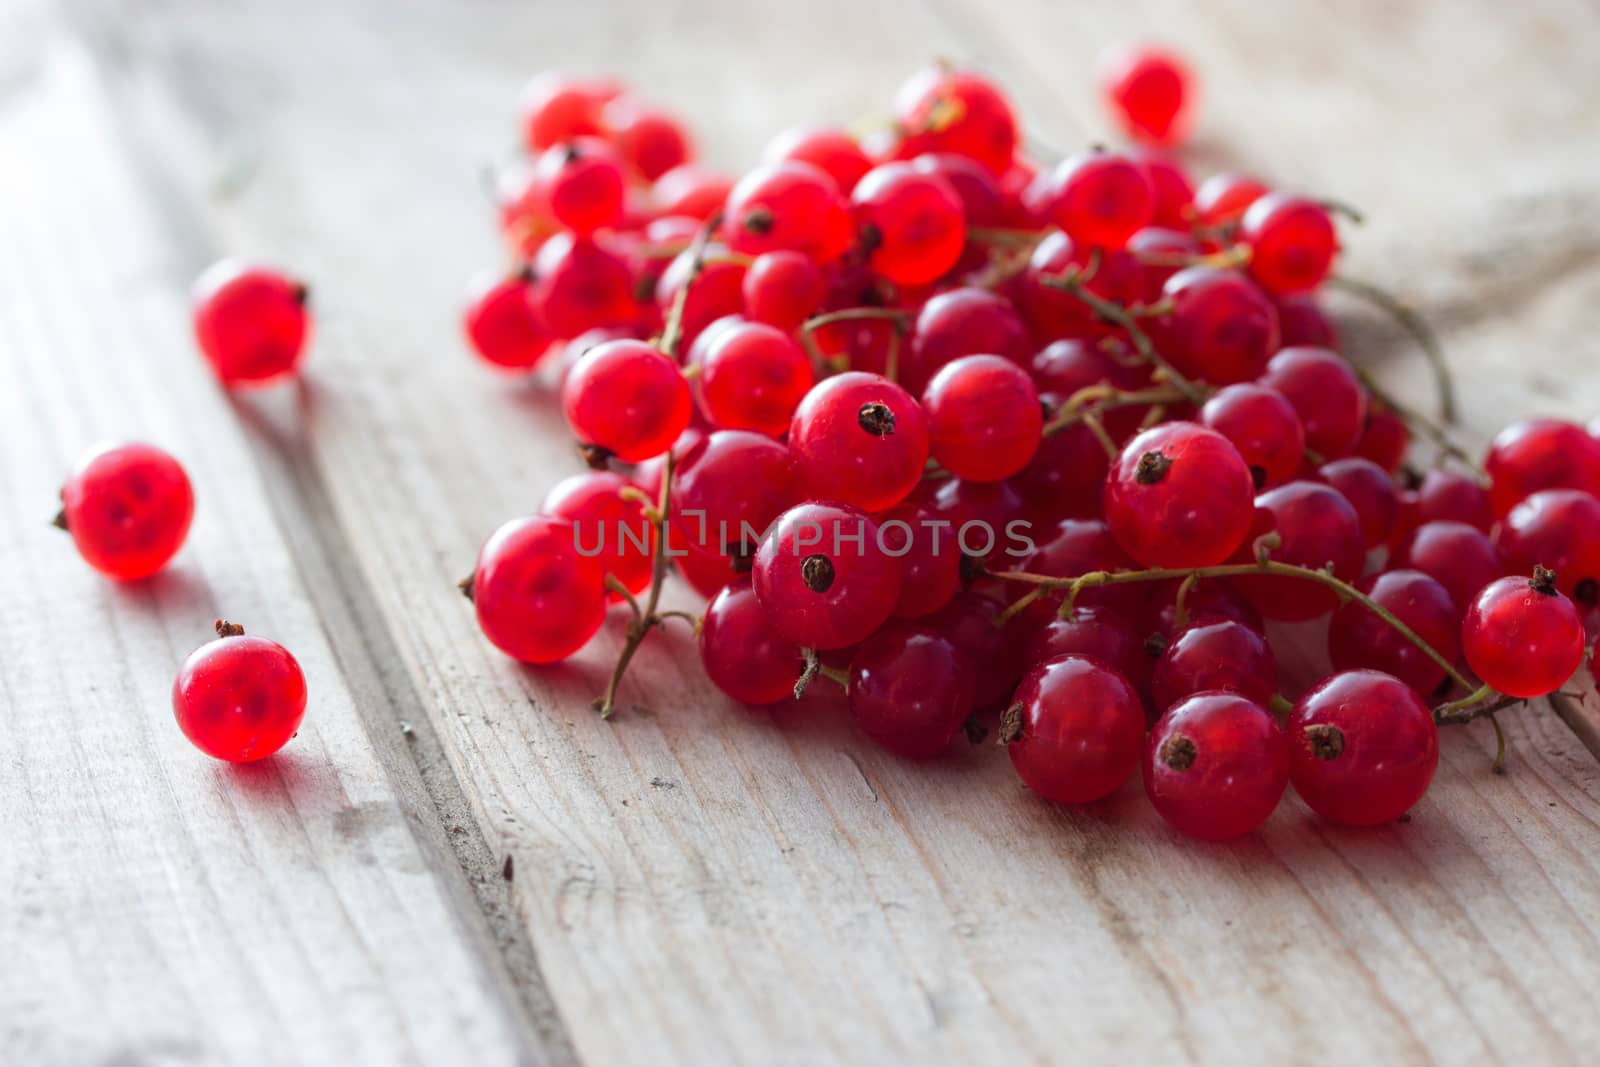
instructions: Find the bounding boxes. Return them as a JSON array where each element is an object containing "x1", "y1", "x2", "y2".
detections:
[
  {"x1": 1104, "y1": 422, "x2": 1255, "y2": 568},
  {"x1": 670, "y1": 430, "x2": 795, "y2": 563},
  {"x1": 1023, "y1": 606, "x2": 1151, "y2": 696},
  {"x1": 879, "y1": 503, "x2": 962, "y2": 619},
  {"x1": 1288, "y1": 670, "x2": 1438, "y2": 827},
  {"x1": 191, "y1": 260, "x2": 310, "y2": 386},
  {"x1": 1493, "y1": 489, "x2": 1600, "y2": 606},
  {"x1": 1463, "y1": 570, "x2": 1586, "y2": 698},
  {"x1": 907, "y1": 287, "x2": 1030, "y2": 395},
  {"x1": 1260, "y1": 346, "x2": 1368, "y2": 459},
  {"x1": 1235, "y1": 480, "x2": 1365, "y2": 620},
  {"x1": 652, "y1": 163, "x2": 734, "y2": 220},
  {"x1": 1355, "y1": 406, "x2": 1409, "y2": 473},
  {"x1": 1328, "y1": 570, "x2": 1460, "y2": 695},
  {"x1": 788, "y1": 371, "x2": 929, "y2": 513},
  {"x1": 1200, "y1": 383, "x2": 1306, "y2": 489},
  {"x1": 57, "y1": 442, "x2": 195, "y2": 580},
  {"x1": 601, "y1": 99, "x2": 691, "y2": 181},
  {"x1": 1240, "y1": 194, "x2": 1338, "y2": 294},
  {"x1": 1151, "y1": 619, "x2": 1277, "y2": 710},
  {"x1": 752, "y1": 502, "x2": 901, "y2": 650},
  {"x1": 1144, "y1": 693, "x2": 1288, "y2": 840},
  {"x1": 910, "y1": 153, "x2": 1012, "y2": 229},
  {"x1": 519, "y1": 73, "x2": 619, "y2": 150},
  {"x1": 1413, "y1": 468, "x2": 1492, "y2": 531},
  {"x1": 852, "y1": 163, "x2": 966, "y2": 286},
  {"x1": 1031, "y1": 337, "x2": 1149, "y2": 398},
  {"x1": 1004, "y1": 655, "x2": 1145, "y2": 804},
  {"x1": 654, "y1": 245, "x2": 746, "y2": 353},
  {"x1": 1131, "y1": 150, "x2": 1195, "y2": 227},
  {"x1": 1273, "y1": 294, "x2": 1340, "y2": 350},
  {"x1": 1396, "y1": 521, "x2": 1502, "y2": 612},
  {"x1": 921, "y1": 355, "x2": 1042, "y2": 482},
  {"x1": 468, "y1": 515, "x2": 606, "y2": 663},
  {"x1": 847, "y1": 625, "x2": 976, "y2": 758},
  {"x1": 532, "y1": 233, "x2": 639, "y2": 339},
  {"x1": 562, "y1": 339, "x2": 691, "y2": 462},
  {"x1": 919, "y1": 476, "x2": 1026, "y2": 561},
  {"x1": 763, "y1": 126, "x2": 873, "y2": 193},
  {"x1": 1159, "y1": 267, "x2": 1280, "y2": 385},
  {"x1": 531, "y1": 137, "x2": 626, "y2": 237},
  {"x1": 543, "y1": 470, "x2": 653, "y2": 599},
  {"x1": 173, "y1": 621, "x2": 307, "y2": 762},
  {"x1": 926, "y1": 591, "x2": 1024, "y2": 708},
  {"x1": 725, "y1": 161, "x2": 853, "y2": 264},
  {"x1": 892, "y1": 66, "x2": 1018, "y2": 176},
  {"x1": 1192, "y1": 172, "x2": 1267, "y2": 227},
  {"x1": 1015, "y1": 419, "x2": 1112, "y2": 524},
  {"x1": 1045, "y1": 149, "x2": 1155, "y2": 249},
  {"x1": 1483, "y1": 417, "x2": 1600, "y2": 516},
  {"x1": 1020, "y1": 231, "x2": 1144, "y2": 342},
  {"x1": 1320, "y1": 457, "x2": 1400, "y2": 549},
  {"x1": 463, "y1": 269, "x2": 553, "y2": 371},
  {"x1": 1099, "y1": 45, "x2": 1194, "y2": 146},
  {"x1": 741, "y1": 250, "x2": 826, "y2": 333},
  {"x1": 1127, "y1": 225, "x2": 1203, "y2": 302},
  {"x1": 692, "y1": 320, "x2": 813, "y2": 438},
  {"x1": 700, "y1": 578, "x2": 805, "y2": 707}
]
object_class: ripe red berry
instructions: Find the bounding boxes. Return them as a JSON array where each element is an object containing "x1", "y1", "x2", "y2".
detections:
[
  {"x1": 532, "y1": 233, "x2": 639, "y2": 339},
  {"x1": 1396, "y1": 521, "x2": 1503, "y2": 612},
  {"x1": 725, "y1": 161, "x2": 854, "y2": 264},
  {"x1": 1493, "y1": 489, "x2": 1600, "y2": 606},
  {"x1": 788, "y1": 371, "x2": 929, "y2": 513},
  {"x1": 1143, "y1": 578, "x2": 1263, "y2": 645},
  {"x1": 1159, "y1": 268, "x2": 1280, "y2": 385},
  {"x1": 57, "y1": 442, "x2": 195, "y2": 581},
  {"x1": 741, "y1": 250, "x2": 826, "y2": 333},
  {"x1": 921, "y1": 355, "x2": 1042, "y2": 482},
  {"x1": 654, "y1": 245, "x2": 746, "y2": 352},
  {"x1": 1355, "y1": 406, "x2": 1410, "y2": 473},
  {"x1": 1005, "y1": 655, "x2": 1145, "y2": 805},
  {"x1": 1273, "y1": 294, "x2": 1340, "y2": 350},
  {"x1": 700, "y1": 578, "x2": 804, "y2": 707},
  {"x1": 673, "y1": 541, "x2": 741, "y2": 599},
  {"x1": 907, "y1": 287, "x2": 1031, "y2": 395},
  {"x1": 851, "y1": 163, "x2": 967, "y2": 286},
  {"x1": 562, "y1": 339, "x2": 691, "y2": 463},
  {"x1": 191, "y1": 261, "x2": 310, "y2": 386},
  {"x1": 692, "y1": 320, "x2": 814, "y2": 438},
  {"x1": 1021, "y1": 232, "x2": 1144, "y2": 342},
  {"x1": 910, "y1": 153, "x2": 1012, "y2": 230},
  {"x1": 763, "y1": 126, "x2": 873, "y2": 193},
  {"x1": 1328, "y1": 570, "x2": 1460, "y2": 695},
  {"x1": 1240, "y1": 194, "x2": 1338, "y2": 294},
  {"x1": 1200, "y1": 383, "x2": 1307, "y2": 489},
  {"x1": 1192, "y1": 172, "x2": 1267, "y2": 227},
  {"x1": 1023, "y1": 606, "x2": 1151, "y2": 696},
  {"x1": 173, "y1": 621, "x2": 307, "y2": 762},
  {"x1": 1462, "y1": 570, "x2": 1586, "y2": 698},
  {"x1": 1483, "y1": 417, "x2": 1600, "y2": 516},
  {"x1": 670, "y1": 430, "x2": 795, "y2": 563},
  {"x1": 1045, "y1": 149, "x2": 1155, "y2": 249},
  {"x1": 1015, "y1": 419, "x2": 1113, "y2": 524},
  {"x1": 1235, "y1": 481, "x2": 1365, "y2": 620},
  {"x1": 1030, "y1": 336, "x2": 1149, "y2": 399},
  {"x1": 847, "y1": 625, "x2": 976, "y2": 758},
  {"x1": 542, "y1": 470, "x2": 654, "y2": 598},
  {"x1": 601, "y1": 99, "x2": 692, "y2": 181},
  {"x1": 519, "y1": 73, "x2": 619, "y2": 150},
  {"x1": 1131, "y1": 151, "x2": 1196, "y2": 228},
  {"x1": 463, "y1": 269, "x2": 553, "y2": 371},
  {"x1": 926, "y1": 591, "x2": 1024, "y2": 707},
  {"x1": 1320, "y1": 457, "x2": 1400, "y2": 549},
  {"x1": 879, "y1": 503, "x2": 962, "y2": 619},
  {"x1": 1144, "y1": 693, "x2": 1288, "y2": 840},
  {"x1": 469, "y1": 515, "x2": 606, "y2": 663},
  {"x1": 1260, "y1": 346, "x2": 1368, "y2": 459},
  {"x1": 652, "y1": 163, "x2": 734, "y2": 220},
  {"x1": 1105, "y1": 422, "x2": 1255, "y2": 568},
  {"x1": 1099, "y1": 46, "x2": 1194, "y2": 146},
  {"x1": 1127, "y1": 225, "x2": 1202, "y2": 301},
  {"x1": 1413, "y1": 468, "x2": 1492, "y2": 531},
  {"x1": 1288, "y1": 670, "x2": 1439, "y2": 827},
  {"x1": 530, "y1": 137, "x2": 626, "y2": 237},
  {"x1": 892, "y1": 66, "x2": 1018, "y2": 176},
  {"x1": 752, "y1": 502, "x2": 902, "y2": 650},
  {"x1": 1151, "y1": 619, "x2": 1277, "y2": 710}
]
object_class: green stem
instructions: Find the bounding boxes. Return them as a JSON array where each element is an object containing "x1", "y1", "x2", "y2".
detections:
[
  {"x1": 1040, "y1": 271, "x2": 1209, "y2": 406},
  {"x1": 593, "y1": 450, "x2": 676, "y2": 718},
  {"x1": 1328, "y1": 273, "x2": 1457, "y2": 425}
]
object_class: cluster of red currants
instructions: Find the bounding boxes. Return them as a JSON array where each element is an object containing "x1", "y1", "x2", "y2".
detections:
[{"x1": 461, "y1": 54, "x2": 1600, "y2": 841}]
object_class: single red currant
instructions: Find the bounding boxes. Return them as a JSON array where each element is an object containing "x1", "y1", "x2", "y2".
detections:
[
  {"x1": 670, "y1": 430, "x2": 795, "y2": 563},
  {"x1": 700, "y1": 578, "x2": 805, "y2": 707},
  {"x1": 1015, "y1": 418, "x2": 1112, "y2": 524},
  {"x1": 1104, "y1": 422, "x2": 1255, "y2": 568},
  {"x1": 562, "y1": 339, "x2": 691, "y2": 463},
  {"x1": 1355, "y1": 406, "x2": 1410, "y2": 473},
  {"x1": 1200, "y1": 383, "x2": 1307, "y2": 489},
  {"x1": 1260, "y1": 346, "x2": 1368, "y2": 459},
  {"x1": 1413, "y1": 468, "x2": 1492, "y2": 531},
  {"x1": 788, "y1": 371, "x2": 929, "y2": 513},
  {"x1": 892, "y1": 66, "x2": 1018, "y2": 176},
  {"x1": 907, "y1": 287, "x2": 1031, "y2": 395},
  {"x1": 1022, "y1": 606, "x2": 1151, "y2": 696},
  {"x1": 1493, "y1": 489, "x2": 1600, "y2": 606},
  {"x1": 531, "y1": 137, "x2": 626, "y2": 237},
  {"x1": 1319, "y1": 457, "x2": 1400, "y2": 549},
  {"x1": 1045, "y1": 149, "x2": 1155, "y2": 249},
  {"x1": 725, "y1": 160, "x2": 854, "y2": 264},
  {"x1": 652, "y1": 163, "x2": 734, "y2": 220},
  {"x1": 468, "y1": 515, "x2": 606, "y2": 663},
  {"x1": 1240, "y1": 194, "x2": 1338, "y2": 293},
  {"x1": 763, "y1": 126, "x2": 873, "y2": 193},
  {"x1": 1235, "y1": 480, "x2": 1365, "y2": 620},
  {"x1": 1144, "y1": 693, "x2": 1288, "y2": 840},
  {"x1": 909, "y1": 153, "x2": 1012, "y2": 229},
  {"x1": 1004, "y1": 654, "x2": 1145, "y2": 805},
  {"x1": 921, "y1": 355, "x2": 1042, "y2": 482},
  {"x1": 1288, "y1": 670, "x2": 1438, "y2": 827},
  {"x1": 1099, "y1": 45, "x2": 1195, "y2": 146},
  {"x1": 532, "y1": 233, "x2": 639, "y2": 339},
  {"x1": 654, "y1": 245, "x2": 746, "y2": 353},
  {"x1": 542, "y1": 470, "x2": 653, "y2": 598},
  {"x1": 57, "y1": 442, "x2": 195, "y2": 581},
  {"x1": 1483, "y1": 417, "x2": 1600, "y2": 516},
  {"x1": 1131, "y1": 151, "x2": 1195, "y2": 228},
  {"x1": 847, "y1": 625, "x2": 976, "y2": 758},
  {"x1": 1158, "y1": 267, "x2": 1280, "y2": 385},
  {"x1": 463, "y1": 269, "x2": 553, "y2": 371},
  {"x1": 1328, "y1": 570, "x2": 1460, "y2": 695},
  {"x1": 741, "y1": 250, "x2": 826, "y2": 333},
  {"x1": 1151, "y1": 619, "x2": 1277, "y2": 710},
  {"x1": 1273, "y1": 294, "x2": 1340, "y2": 350},
  {"x1": 926, "y1": 591, "x2": 1024, "y2": 707},
  {"x1": 1192, "y1": 172, "x2": 1267, "y2": 226},
  {"x1": 1396, "y1": 521, "x2": 1502, "y2": 612},
  {"x1": 601, "y1": 98, "x2": 692, "y2": 181},
  {"x1": 191, "y1": 260, "x2": 311, "y2": 386},
  {"x1": 519, "y1": 73, "x2": 620, "y2": 150},
  {"x1": 173, "y1": 620, "x2": 308, "y2": 762},
  {"x1": 692, "y1": 320, "x2": 814, "y2": 438},
  {"x1": 1462, "y1": 569, "x2": 1586, "y2": 698},
  {"x1": 879, "y1": 503, "x2": 962, "y2": 619},
  {"x1": 852, "y1": 163, "x2": 967, "y2": 286},
  {"x1": 673, "y1": 541, "x2": 741, "y2": 599},
  {"x1": 752, "y1": 502, "x2": 901, "y2": 649}
]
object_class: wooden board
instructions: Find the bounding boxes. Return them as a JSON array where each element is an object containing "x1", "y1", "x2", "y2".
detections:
[{"x1": 4, "y1": 0, "x2": 1600, "y2": 1062}]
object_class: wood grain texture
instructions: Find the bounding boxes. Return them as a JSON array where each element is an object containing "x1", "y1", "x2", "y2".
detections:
[{"x1": 7, "y1": 0, "x2": 1600, "y2": 1062}]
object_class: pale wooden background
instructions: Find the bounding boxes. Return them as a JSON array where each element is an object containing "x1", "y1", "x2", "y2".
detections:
[{"x1": 4, "y1": 0, "x2": 1600, "y2": 1063}]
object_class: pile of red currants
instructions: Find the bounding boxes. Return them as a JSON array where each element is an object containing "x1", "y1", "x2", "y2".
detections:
[{"x1": 457, "y1": 54, "x2": 1599, "y2": 840}]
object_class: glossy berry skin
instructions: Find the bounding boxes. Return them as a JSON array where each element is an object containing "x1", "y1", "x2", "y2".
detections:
[
  {"x1": 1132, "y1": 151, "x2": 1196, "y2": 228},
  {"x1": 1260, "y1": 347, "x2": 1368, "y2": 459},
  {"x1": 1151, "y1": 619, "x2": 1277, "y2": 710},
  {"x1": 851, "y1": 163, "x2": 966, "y2": 287},
  {"x1": 1493, "y1": 489, "x2": 1600, "y2": 605},
  {"x1": 1045, "y1": 150, "x2": 1155, "y2": 249},
  {"x1": 173, "y1": 623, "x2": 307, "y2": 762},
  {"x1": 1200, "y1": 383, "x2": 1306, "y2": 489},
  {"x1": 910, "y1": 153, "x2": 1012, "y2": 230},
  {"x1": 1159, "y1": 268, "x2": 1280, "y2": 385},
  {"x1": 531, "y1": 137, "x2": 626, "y2": 236},
  {"x1": 907, "y1": 287, "x2": 1031, "y2": 396},
  {"x1": 655, "y1": 246, "x2": 746, "y2": 352},
  {"x1": 1021, "y1": 232, "x2": 1144, "y2": 342},
  {"x1": 1274, "y1": 294, "x2": 1340, "y2": 350},
  {"x1": 652, "y1": 163, "x2": 735, "y2": 220},
  {"x1": 725, "y1": 161, "x2": 854, "y2": 264},
  {"x1": 542, "y1": 470, "x2": 653, "y2": 598},
  {"x1": 1030, "y1": 336, "x2": 1148, "y2": 399},
  {"x1": 741, "y1": 250, "x2": 825, "y2": 333},
  {"x1": 788, "y1": 371, "x2": 929, "y2": 513},
  {"x1": 1105, "y1": 423, "x2": 1255, "y2": 568},
  {"x1": 1413, "y1": 468, "x2": 1492, "y2": 531},
  {"x1": 601, "y1": 99, "x2": 691, "y2": 181},
  {"x1": 470, "y1": 516, "x2": 606, "y2": 664},
  {"x1": 1288, "y1": 670, "x2": 1438, "y2": 827},
  {"x1": 1236, "y1": 481, "x2": 1365, "y2": 620},
  {"x1": 1462, "y1": 574, "x2": 1586, "y2": 698},
  {"x1": 58, "y1": 442, "x2": 195, "y2": 580},
  {"x1": 532, "y1": 234, "x2": 639, "y2": 339},
  {"x1": 519, "y1": 73, "x2": 618, "y2": 150},
  {"x1": 1144, "y1": 694, "x2": 1288, "y2": 840},
  {"x1": 926, "y1": 591, "x2": 1023, "y2": 708},
  {"x1": 191, "y1": 261, "x2": 310, "y2": 386},
  {"x1": 1192, "y1": 172, "x2": 1267, "y2": 227},
  {"x1": 1143, "y1": 578, "x2": 1262, "y2": 645},
  {"x1": 1396, "y1": 521, "x2": 1502, "y2": 612},
  {"x1": 752, "y1": 502, "x2": 901, "y2": 650},
  {"x1": 693, "y1": 320, "x2": 814, "y2": 438},
  {"x1": 562, "y1": 339, "x2": 691, "y2": 462},
  {"x1": 1320, "y1": 457, "x2": 1400, "y2": 549},
  {"x1": 879, "y1": 503, "x2": 962, "y2": 619},
  {"x1": 1022, "y1": 606, "x2": 1150, "y2": 696},
  {"x1": 670, "y1": 430, "x2": 795, "y2": 562},
  {"x1": 1355, "y1": 407, "x2": 1410, "y2": 473},
  {"x1": 921, "y1": 355, "x2": 1041, "y2": 482},
  {"x1": 463, "y1": 271, "x2": 552, "y2": 371},
  {"x1": 1483, "y1": 418, "x2": 1600, "y2": 516},
  {"x1": 699, "y1": 578, "x2": 804, "y2": 707},
  {"x1": 1127, "y1": 225, "x2": 1202, "y2": 302},
  {"x1": 1005, "y1": 655, "x2": 1146, "y2": 805},
  {"x1": 1015, "y1": 420, "x2": 1112, "y2": 524},
  {"x1": 848, "y1": 625, "x2": 976, "y2": 758},
  {"x1": 892, "y1": 66, "x2": 1018, "y2": 176},
  {"x1": 1100, "y1": 46, "x2": 1193, "y2": 147},
  {"x1": 763, "y1": 126, "x2": 873, "y2": 193},
  {"x1": 1328, "y1": 570, "x2": 1460, "y2": 695},
  {"x1": 1240, "y1": 195, "x2": 1338, "y2": 294}
]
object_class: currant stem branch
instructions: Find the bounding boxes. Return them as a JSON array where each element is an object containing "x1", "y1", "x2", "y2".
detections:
[
  {"x1": 1040, "y1": 270, "x2": 1209, "y2": 406},
  {"x1": 1327, "y1": 273, "x2": 1458, "y2": 425},
  {"x1": 593, "y1": 451, "x2": 677, "y2": 718}
]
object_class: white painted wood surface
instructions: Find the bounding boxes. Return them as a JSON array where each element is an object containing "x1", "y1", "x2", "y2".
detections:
[{"x1": 4, "y1": 0, "x2": 1600, "y2": 1063}]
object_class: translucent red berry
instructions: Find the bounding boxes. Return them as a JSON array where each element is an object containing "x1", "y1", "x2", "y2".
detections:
[
  {"x1": 1200, "y1": 383, "x2": 1306, "y2": 489},
  {"x1": 1396, "y1": 521, "x2": 1502, "y2": 612},
  {"x1": 463, "y1": 269, "x2": 553, "y2": 371},
  {"x1": 655, "y1": 245, "x2": 746, "y2": 352},
  {"x1": 1328, "y1": 570, "x2": 1460, "y2": 695},
  {"x1": 851, "y1": 163, "x2": 967, "y2": 286},
  {"x1": 1273, "y1": 294, "x2": 1340, "y2": 350},
  {"x1": 1413, "y1": 468, "x2": 1492, "y2": 531},
  {"x1": 173, "y1": 621, "x2": 308, "y2": 762},
  {"x1": 1192, "y1": 172, "x2": 1267, "y2": 227},
  {"x1": 519, "y1": 73, "x2": 619, "y2": 151},
  {"x1": 1023, "y1": 606, "x2": 1151, "y2": 696},
  {"x1": 1355, "y1": 406, "x2": 1410, "y2": 473},
  {"x1": 1151, "y1": 619, "x2": 1277, "y2": 710},
  {"x1": 1240, "y1": 194, "x2": 1338, "y2": 294},
  {"x1": 542, "y1": 470, "x2": 653, "y2": 598},
  {"x1": 1320, "y1": 457, "x2": 1400, "y2": 550},
  {"x1": 1236, "y1": 481, "x2": 1365, "y2": 620},
  {"x1": 763, "y1": 126, "x2": 873, "y2": 193},
  {"x1": 1131, "y1": 151, "x2": 1195, "y2": 228},
  {"x1": 1144, "y1": 693, "x2": 1288, "y2": 840},
  {"x1": 1462, "y1": 570, "x2": 1586, "y2": 698},
  {"x1": 1105, "y1": 422, "x2": 1255, "y2": 568},
  {"x1": 907, "y1": 287, "x2": 1030, "y2": 395},
  {"x1": 741, "y1": 250, "x2": 826, "y2": 333},
  {"x1": 921, "y1": 355, "x2": 1042, "y2": 482},
  {"x1": 847, "y1": 625, "x2": 975, "y2": 758},
  {"x1": 469, "y1": 516, "x2": 606, "y2": 663},
  {"x1": 752, "y1": 502, "x2": 901, "y2": 650},
  {"x1": 58, "y1": 442, "x2": 195, "y2": 581},
  {"x1": 879, "y1": 503, "x2": 962, "y2": 619},
  {"x1": 692, "y1": 320, "x2": 814, "y2": 438},
  {"x1": 892, "y1": 66, "x2": 1018, "y2": 176},
  {"x1": 191, "y1": 260, "x2": 310, "y2": 386},
  {"x1": 1021, "y1": 232, "x2": 1143, "y2": 342},
  {"x1": 562, "y1": 339, "x2": 691, "y2": 462},
  {"x1": 670, "y1": 430, "x2": 795, "y2": 563},
  {"x1": 1045, "y1": 149, "x2": 1155, "y2": 250},
  {"x1": 1493, "y1": 489, "x2": 1600, "y2": 605},
  {"x1": 725, "y1": 161, "x2": 854, "y2": 264},
  {"x1": 1099, "y1": 46, "x2": 1194, "y2": 147},
  {"x1": 700, "y1": 578, "x2": 804, "y2": 707},
  {"x1": 1483, "y1": 417, "x2": 1600, "y2": 516},
  {"x1": 1260, "y1": 346, "x2": 1368, "y2": 459},
  {"x1": 926, "y1": 591, "x2": 1023, "y2": 708},
  {"x1": 601, "y1": 99, "x2": 691, "y2": 181},
  {"x1": 788, "y1": 371, "x2": 929, "y2": 513},
  {"x1": 652, "y1": 163, "x2": 734, "y2": 220},
  {"x1": 532, "y1": 233, "x2": 639, "y2": 339},
  {"x1": 532, "y1": 137, "x2": 626, "y2": 237},
  {"x1": 1159, "y1": 267, "x2": 1280, "y2": 385},
  {"x1": 1005, "y1": 655, "x2": 1146, "y2": 805},
  {"x1": 1288, "y1": 670, "x2": 1439, "y2": 827}
]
